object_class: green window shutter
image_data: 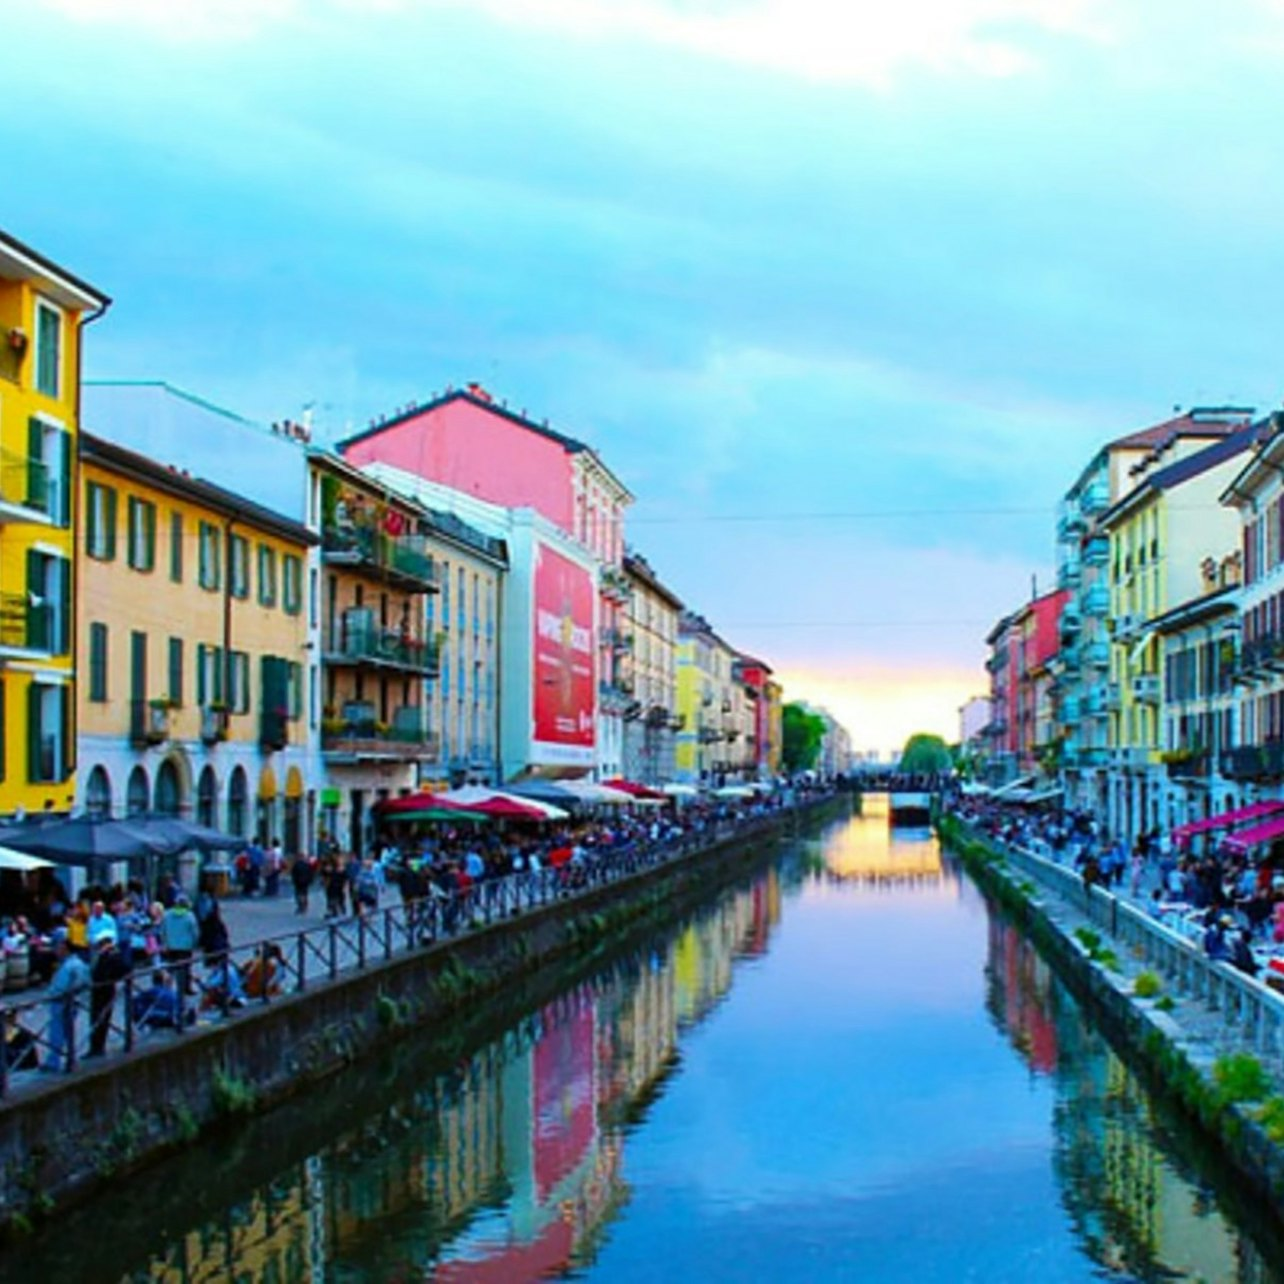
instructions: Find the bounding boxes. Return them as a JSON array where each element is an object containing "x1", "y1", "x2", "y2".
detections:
[
  {"x1": 144, "y1": 501, "x2": 156, "y2": 571},
  {"x1": 89, "y1": 623, "x2": 108, "y2": 702},
  {"x1": 196, "y1": 643, "x2": 207, "y2": 706},
  {"x1": 105, "y1": 487, "x2": 118, "y2": 561},
  {"x1": 56, "y1": 560, "x2": 70, "y2": 655},
  {"x1": 85, "y1": 483, "x2": 99, "y2": 556},
  {"x1": 56, "y1": 430, "x2": 71, "y2": 528},
  {"x1": 25, "y1": 550, "x2": 47, "y2": 651},
  {"x1": 214, "y1": 646, "x2": 225, "y2": 704},
  {"x1": 26, "y1": 419, "x2": 46, "y2": 513},
  {"x1": 170, "y1": 512, "x2": 183, "y2": 582},
  {"x1": 27, "y1": 683, "x2": 39, "y2": 782},
  {"x1": 61, "y1": 684, "x2": 71, "y2": 778},
  {"x1": 168, "y1": 637, "x2": 183, "y2": 705}
]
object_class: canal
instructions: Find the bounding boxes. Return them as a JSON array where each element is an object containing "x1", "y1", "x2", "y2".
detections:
[{"x1": 9, "y1": 805, "x2": 1284, "y2": 1282}]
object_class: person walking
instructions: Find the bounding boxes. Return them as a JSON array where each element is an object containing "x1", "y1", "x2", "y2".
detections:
[
  {"x1": 160, "y1": 896, "x2": 200, "y2": 995},
  {"x1": 291, "y1": 853, "x2": 315, "y2": 915},
  {"x1": 44, "y1": 930, "x2": 89, "y2": 1072}
]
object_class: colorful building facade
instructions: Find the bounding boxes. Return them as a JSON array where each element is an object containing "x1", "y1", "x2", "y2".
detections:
[
  {"x1": 621, "y1": 551, "x2": 682, "y2": 784},
  {"x1": 0, "y1": 229, "x2": 108, "y2": 818},
  {"x1": 77, "y1": 433, "x2": 315, "y2": 846}
]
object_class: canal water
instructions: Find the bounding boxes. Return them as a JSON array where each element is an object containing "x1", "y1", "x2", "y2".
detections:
[{"x1": 9, "y1": 805, "x2": 1284, "y2": 1283}]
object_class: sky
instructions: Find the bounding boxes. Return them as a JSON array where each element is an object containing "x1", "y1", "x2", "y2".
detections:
[{"x1": 9, "y1": 0, "x2": 1284, "y2": 751}]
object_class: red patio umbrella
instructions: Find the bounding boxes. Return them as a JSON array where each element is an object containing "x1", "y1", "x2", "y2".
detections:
[{"x1": 603, "y1": 777, "x2": 668, "y2": 801}]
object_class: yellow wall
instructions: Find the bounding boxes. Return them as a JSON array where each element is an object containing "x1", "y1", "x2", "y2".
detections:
[
  {"x1": 0, "y1": 272, "x2": 86, "y2": 813},
  {"x1": 78, "y1": 459, "x2": 309, "y2": 747}
]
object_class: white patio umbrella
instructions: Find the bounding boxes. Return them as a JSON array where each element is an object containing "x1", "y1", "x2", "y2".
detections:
[
  {"x1": 0, "y1": 845, "x2": 54, "y2": 872},
  {"x1": 661, "y1": 783, "x2": 699, "y2": 798},
  {"x1": 435, "y1": 785, "x2": 570, "y2": 822},
  {"x1": 559, "y1": 780, "x2": 634, "y2": 806}
]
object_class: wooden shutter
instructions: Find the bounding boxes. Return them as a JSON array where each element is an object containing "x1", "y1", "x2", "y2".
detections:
[
  {"x1": 197, "y1": 643, "x2": 207, "y2": 706},
  {"x1": 105, "y1": 487, "x2": 118, "y2": 561},
  {"x1": 26, "y1": 419, "x2": 45, "y2": 512},
  {"x1": 170, "y1": 512, "x2": 183, "y2": 582},
  {"x1": 56, "y1": 430, "x2": 71, "y2": 528},
  {"x1": 89, "y1": 623, "x2": 108, "y2": 701},
  {"x1": 25, "y1": 550, "x2": 46, "y2": 650},
  {"x1": 56, "y1": 559, "x2": 70, "y2": 655},
  {"x1": 169, "y1": 637, "x2": 183, "y2": 705},
  {"x1": 26, "y1": 683, "x2": 41, "y2": 783}
]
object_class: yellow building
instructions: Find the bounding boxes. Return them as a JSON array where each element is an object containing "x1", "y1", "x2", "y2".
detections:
[
  {"x1": 1102, "y1": 425, "x2": 1259, "y2": 842},
  {"x1": 77, "y1": 433, "x2": 316, "y2": 847},
  {"x1": 764, "y1": 677, "x2": 783, "y2": 775},
  {"x1": 675, "y1": 612, "x2": 741, "y2": 784},
  {"x1": 0, "y1": 229, "x2": 108, "y2": 817},
  {"x1": 622, "y1": 551, "x2": 683, "y2": 784}
]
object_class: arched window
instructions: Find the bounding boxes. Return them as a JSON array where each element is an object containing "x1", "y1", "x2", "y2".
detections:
[
  {"x1": 126, "y1": 765, "x2": 149, "y2": 817},
  {"x1": 154, "y1": 759, "x2": 182, "y2": 817},
  {"x1": 227, "y1": 765, "x2": 248, "y2": 837},
  {"x1": 85, "y1": 766, "x2": 112, "y2": 818},
  {"x1": 197, "y1": 766, "x2": 218, "y2": 829}
]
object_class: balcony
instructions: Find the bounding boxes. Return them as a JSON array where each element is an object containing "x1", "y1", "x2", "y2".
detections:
[
  {"x1": 1059, "y1": 604, "x2": 1081, "y2": 638},
  {"x1": 603, "y1": 627, "x2": 634, "y2": 655},
  {"x1": 599, "y1": 565, "x2": 632, "y2": 604},
  {"x1": 0, "y1": 592, "x2": 54, "y2": 654},
  {"x1": 1080, "y1": 479, "x2": 1110, "y2": 515},
  {"x1": 1060, "y1": 644, "x2": 1081, "y2": 672},
  {"x1": 1083, "y1": 536, "x2": 1109, "y2": 568},
  {"x1": 322, "y1": 524, "x2": 439, "y2": 593},
  {"x1": 1131, "y1": 673, "x2": 1161, "y2": 704},
  {"x1": 1222, "y1": 742, "x2": 1284, "y2": 781},
  {"x1": 598, "y1": 680, "x2": 635, "y2": 715},
  {"x1": 200, "y1": 706, "x2": 229, "y2": 744},
  {"x1": 1083, "y1": 640, "x2": 1110, "y2": 668},
  {"x1": 1060, "y1": 695, "x2": 1081, "y2": 723},
  {"x1": 1163, "y1": 748, "x2": 1210, "y2": 779},
  {"x1": 322, "y1": 703, "x2": 439, "y2": 762},
  {"x1": 325, "y1": 609, "x2": 441, "y2": 676},
  {"x1": 1056, "y1": 508, "x2": 1085, "y2": 542},
  {"x1": 1056, "y1": 560, "x2": 1081, "y2": 591},
  {"x1": 129, "y1": 700, "x2": 171, "y2": 748},
  {"x1": 0, "y1": 450, "x2": 57, "y2": 526},
  {"x1": 1083, "y1": 584, "x2": 1110, "y2": 618}
]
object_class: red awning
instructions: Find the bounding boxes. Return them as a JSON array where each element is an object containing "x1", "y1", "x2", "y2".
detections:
[
  {"x1": 1224, "y1": 814, "x2": 1284, "y2": 854},
  {"x1": 603, "y1": 777, "x2": 668, "y2": 801},
  {"x1": 378, "y1": 792, "x2": 477, "y2": 815},
  {"x1": 1172, "y1": 800, "x2": 1284, "y2": 846}
]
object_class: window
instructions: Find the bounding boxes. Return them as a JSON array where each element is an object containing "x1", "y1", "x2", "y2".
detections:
[
  {"x1": 168, "y1": 637, "x2": 183, "y2": 706},
  {"x1": 170, "y1": 512, "x2": 183, "y2": 582},
  {"x1": 258, "y1": 543, "x2": 277, "y2": 607},
  {"x1": 88, "y1": 623, "x2": 109, "y2": 702},
  {"x1": 34, "y1": 300, "x2": 61, "y2": 399},
  {"x1": 196, "y1": 643, "x2": 225, "y2": 706},
  {"x1": 27, "y1": 682, "x2": 67, "y2": 783},
  {"x1": 229, "y1": 650, "x2": 250, "y2": 714},
  {"x1": 229, "y1": 534, "x2": 249, "y2": 599},
  {"x1": 199, "y1": 522, "x2": 222, "y2": 591},
  {"x1": 283, "y1": 554, "x2": 302, "y2": 615},
  {"x1": 28, "y1": 419, "x2": 69, "y2": 526},
  {"x1": 287, "y1": 660, "x2": 303, "y2": 719},
  {"x1": 26, "y1": 551, "x2": 70, "y2": 654},
  {"x1": 127, "y1": 496, "x2": 157, "y2": 572},
  {"x1": 85, "y1": 482, "x2": 117, "y2": 560}
]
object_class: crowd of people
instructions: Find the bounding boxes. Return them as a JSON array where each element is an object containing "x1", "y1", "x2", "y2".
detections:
[
  {"x1": 0, "y1": 780, "x2": 828, "y2": 1079},
  {"x1": 947, "y1": 792, "x2": 1284, "y2": 982}
]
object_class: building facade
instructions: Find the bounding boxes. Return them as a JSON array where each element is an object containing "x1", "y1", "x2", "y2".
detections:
[
  {"x1": 0, "y1": 230, "x2": 108, "y2": 818},
  {"x1": 77, "y1": 434, "x2": 315, "y2": 849},
  {"x1": 338, "y1": 385, "x2": 631, "y2": 780},
  {"x1": 1103, "y1": 423, "x2": 1261, "y2": 843},
  {"x1": 621, "y1": 551, "x2": 682, "y2": 785},
  {"x1": 1055, "y1": 409, "x2": 1251, "y2": 818}
]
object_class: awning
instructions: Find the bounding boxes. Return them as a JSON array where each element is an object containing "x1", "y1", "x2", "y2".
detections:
[
  {"x1": 1171, "y1": 800, "x2": 1284, "y2": 845},
  {"x1": 0, "y1": 845, "x2": 53, "y2": 872},
  {"x1": 1224, "y1": 814, "x2": 1284, "y2": 854},
  {"x1": 604, "y1": 777, "x2": 668, "y2": 801},
  {"x1": 991, "y1": 775, "x2": 1036, "y2": 798}
]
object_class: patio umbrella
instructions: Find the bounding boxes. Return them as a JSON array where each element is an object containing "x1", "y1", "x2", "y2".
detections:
[
  {"x1": 0, "y1": 816, "x2": 170, "y2": 867},
  {"x1": 505, "y1": 779, "x2": 583, "y2": 807},
  {"x1": 558, "y1": 780, "x2": 634, "y2": 806},
  {"x1": 660, "y1": 783, "x2": 699, "y2": 799},
  {"x1": 603, "y1": 778, "x2": 668, "y2": 802},
  {"x1": 378, "y1": 792, "x2": 484, "y2": 817},
  {"x1": 381, "y1": 807, "x2": 490, "y2": 823},
  {"x1": 0, "y1": 845, "x2": 53, "y2": 872},
  {"x1": 434, "y1": 786, "x2": 569, "y2": 822},
  {"x1": 128, "y1": 814, "x2": 245, "y2": 854}
]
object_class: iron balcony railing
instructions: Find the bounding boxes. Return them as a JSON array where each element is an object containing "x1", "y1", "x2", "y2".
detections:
[
  {"x1": 325, "y1": 619, "x2": 442, "y2": 676},
  {"x1": 0, "y1": 592, "x2": 53, "y2": 652},
  {"x1": 322, "y1": 525, "x2": 439, "y2": 591},
  {"x1": 0, "y1": 449, "x2": 55, "y2": 523}
]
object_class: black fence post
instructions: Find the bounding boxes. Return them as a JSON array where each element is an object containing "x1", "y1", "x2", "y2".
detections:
[
  {"x1": 124, "y1": 973, "x2": 135, "y2": 1054},
  {"x1": 328, "y1": 921, "x2": 338, "y2": 980},
  {"x1": 297, "y1": 931, "x2": 306, "y2": 993}
]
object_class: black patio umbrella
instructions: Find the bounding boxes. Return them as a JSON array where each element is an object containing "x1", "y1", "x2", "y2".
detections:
[
  {"x1": 505, "y1": 779, "x2": 583, "y2": 808},
  {"x1": 127, "y1": 814, "x2": 245, "y2": 855},
  {"x1": 0, "y1": 816, "x2": 170, "y2": 867}
]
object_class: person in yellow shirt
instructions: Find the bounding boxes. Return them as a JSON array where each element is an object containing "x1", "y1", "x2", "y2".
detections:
[{"x1": 65, "y1": 901, "x2": 89, "y2": 958}]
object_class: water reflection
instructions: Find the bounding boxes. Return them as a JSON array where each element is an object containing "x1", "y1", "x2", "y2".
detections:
[
  {"x1": 987, "y1": 917, "x2": 1279, "y2": 1283},
  {"x1": 13, "y1": 815, "x2": 1284, "y2": 1283}
]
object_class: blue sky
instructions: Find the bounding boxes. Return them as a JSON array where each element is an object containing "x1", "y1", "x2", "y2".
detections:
[{"x1": 10, "y1": 0, "x2": 1284, "y2": 748}]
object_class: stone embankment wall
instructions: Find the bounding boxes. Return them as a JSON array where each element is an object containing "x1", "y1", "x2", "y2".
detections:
[
  {"x1": 939, "y1": 813, "x2": 1284, "y2": 1216},
  {"x1": 0, "y1": 796, "x2": 848, "y2": 1235}
]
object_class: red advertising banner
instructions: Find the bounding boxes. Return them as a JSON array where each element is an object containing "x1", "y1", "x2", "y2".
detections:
[{"x1": 533, "y1": 543, "x2": 596, "y2": 753}]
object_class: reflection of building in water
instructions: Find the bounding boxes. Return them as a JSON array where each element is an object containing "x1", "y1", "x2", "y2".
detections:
[
  {"x1": 142, "y1": 1165, "x2": 320, "y2": 1283},
  {"x1": 985, "y1": 917, "x2": 1059, "y2": 1073},
  {"x1": 988, "y1": 910, "x2": 1271, "y2": 1283},
  {"x1": 822, "y1": 816, "x2": 955, "y2": 892}
]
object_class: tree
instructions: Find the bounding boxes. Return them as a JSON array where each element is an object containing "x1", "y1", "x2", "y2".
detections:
[
  {"x1": 782, "y1": 703, "x2": 827, "y2": 772},
  {"x1": 899, "y1": 732, "x2": 951, "y2": 775}
]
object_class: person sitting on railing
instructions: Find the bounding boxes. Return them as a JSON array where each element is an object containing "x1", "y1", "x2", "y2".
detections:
[
  {"x1": 242, "y1": 944, "x2": 285, "y2": 1000},
  {"x1": 200, "y1": 955, "x2": 247, "y2": 1012}
]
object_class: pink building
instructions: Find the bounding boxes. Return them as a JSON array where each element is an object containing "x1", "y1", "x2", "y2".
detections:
[{"x1": 339, "y1": 384, "x2": 634, "y2": 777}]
